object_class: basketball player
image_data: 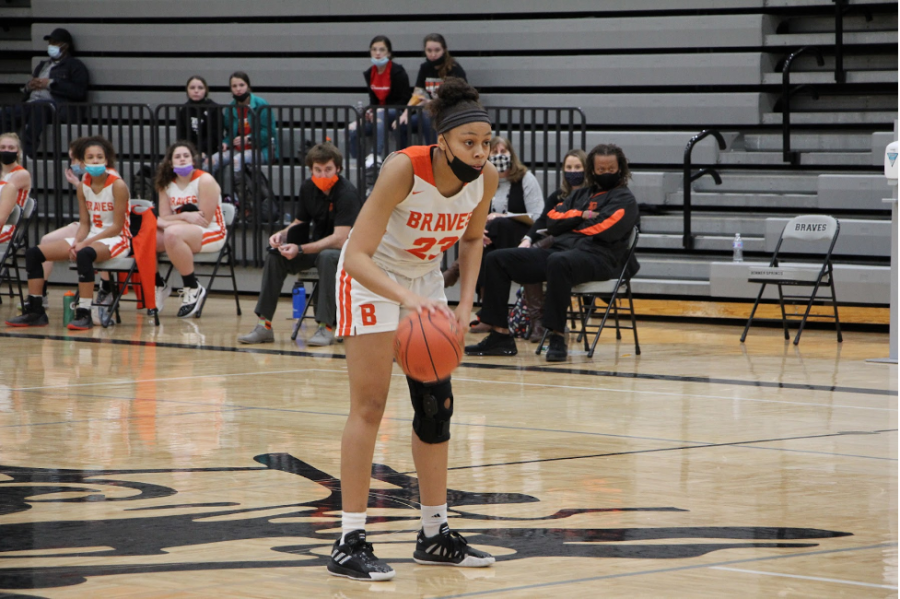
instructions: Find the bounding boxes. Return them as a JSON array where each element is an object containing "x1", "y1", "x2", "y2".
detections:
[
  {"x1": 6, "y1": 136, "x2": 130, "y2": 329},
  {"x1": 328, "y1": 78, "x2": 498, "y2": 581},
  {"x1": 153, "y1": 141, "x2": 225, "y2": 317},
  {"x1": 0, "y1": 132, "x2": 32, "y2": 244}
]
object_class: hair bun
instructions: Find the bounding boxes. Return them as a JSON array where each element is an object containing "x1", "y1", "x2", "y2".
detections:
[{"x1": 429, "y1": 77, "x2": 481, "y2": 119}]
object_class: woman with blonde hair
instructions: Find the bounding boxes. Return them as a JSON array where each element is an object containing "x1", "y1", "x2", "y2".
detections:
[{"x1": 0, "y1": 133, "x2": 32, "y2": 245}]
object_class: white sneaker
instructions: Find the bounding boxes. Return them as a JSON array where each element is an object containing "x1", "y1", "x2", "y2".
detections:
[
  {"x1": 176, "y1": 285, "x2": 206, "y2": 318},
  {"x1": 155, "y1": 285, "x2": 172, "y2": 313}
]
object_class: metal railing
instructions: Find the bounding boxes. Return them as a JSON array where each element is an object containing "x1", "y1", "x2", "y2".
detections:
[
  {"x1": 781, "y1": 46, "x2": 824, "y2": 165},
  {"x1": 1, "y1": 101, "x2": 586, "y2": 266},
  {"x1": 683, "y1": 129, "x2": 726, "y2": 250}
]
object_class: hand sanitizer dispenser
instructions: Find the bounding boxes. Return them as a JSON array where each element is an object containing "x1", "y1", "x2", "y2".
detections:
[{"x1": 885, "y1": 140, "x2": 898, "y2": 183}]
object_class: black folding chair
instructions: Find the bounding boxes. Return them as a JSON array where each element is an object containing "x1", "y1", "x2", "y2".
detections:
[
  {"x1": 740, "y1": 215, "x2": 841, "y2": 346},
  {"x1": 290, "y1": 268, "x2": 319, "y2": 341},
  {"x1": 536, "y1": 227, "x2": 641, "y2": 358},
  {"x1": 0, "y1": 197, "x2": 36, "y2": 307}
]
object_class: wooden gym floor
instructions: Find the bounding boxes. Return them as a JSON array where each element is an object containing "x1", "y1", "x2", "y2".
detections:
[{"x1": 0, "y1": 293, "x2": 896, "y2": 598}]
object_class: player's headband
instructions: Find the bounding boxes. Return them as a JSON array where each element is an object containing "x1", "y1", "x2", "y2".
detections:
[{"x1": 436, "y1": 104, "x2": 492, "y2": 134}]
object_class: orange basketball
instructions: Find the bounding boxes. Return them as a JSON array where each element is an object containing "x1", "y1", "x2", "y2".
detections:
[{"x1": 394, "y1": 310, "x2": 462, "y2": 383}]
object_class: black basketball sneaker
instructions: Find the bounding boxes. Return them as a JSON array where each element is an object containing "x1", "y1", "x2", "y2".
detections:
[
  {"x1": 327, "y1": 530, "x2": 395, "y2": 581},
  {"x1": 414, "y1": 523, "x2": 495, "y2": 567}
]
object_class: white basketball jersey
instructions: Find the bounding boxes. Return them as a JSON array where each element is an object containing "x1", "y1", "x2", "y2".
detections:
[
  {"x1": 83, "y1": 172, "x2": 131, "y2": 238},
  {"x1": 164, "y1": 169, "x2": 225, "y2": 239},
  {"x1": 371, "y1": 145, "x2": 484, "y2": 278},
  {"x1": 0, "y1": 166, "x2": 30, "y2": 243}
]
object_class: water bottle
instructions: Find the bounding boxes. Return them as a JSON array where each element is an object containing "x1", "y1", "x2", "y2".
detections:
[
  {"x1": 732, "y1": 233, "x2": 743, "y2": 263},
  {"x1": 62, "y1": 291, "x2": 76, "y2": 327},
  {"x1": 292, "y1": 282, "x2": 306, "y2": 319},
  {"x1": 356, "y1": 101, "x2": 364, "y2": 120}
]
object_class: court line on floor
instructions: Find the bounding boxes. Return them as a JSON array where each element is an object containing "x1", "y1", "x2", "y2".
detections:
[
  {"x1": 433, "y1": 542, "x2": 897, "y2": 598},
  {"x1": 450, "y1": 376, "x2": 898, "y2": 412},
  {"x1": 10, "y1": 368, "x2": 345, "y2": 392},
  {"x1": 0, "y1": 407, "x2": 253, "y2": 429},
  {"x1": 2, "y1": 331, "x2": 894, "y2": 397},
  {"x1": 710, "y1": 566, "x2": 898, "y2": 590}
]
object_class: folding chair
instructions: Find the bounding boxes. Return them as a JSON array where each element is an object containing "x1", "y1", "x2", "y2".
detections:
[
  {"x1": 160, "y1": 202, "x2": 241, "y2": 317},
  {"x1": 536, "y1": 227, "x2": 641, "y2": 358},
  {"x1": 740, "y1": 215, "x2": 841, "y2": 346},
  {"x1": 70, "y1": 200, "x2": 160, "y2": 328},
  {"x1": 290, "y1": 268, "x2": 319, "y2": 341},
  {"x1": 0, "y1": 197, "x2": 36, "y2": 307}
]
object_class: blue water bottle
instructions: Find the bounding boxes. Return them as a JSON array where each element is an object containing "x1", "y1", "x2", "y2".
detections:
[{"x1": 292, "y1": 282, "x2": 306, "y2": 319}]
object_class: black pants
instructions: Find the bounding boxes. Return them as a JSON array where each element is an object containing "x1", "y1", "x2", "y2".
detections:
[
  {"x1": 477, "y1": 246, "x2": 616, "y2": 334},
  {"x1": 477, "y1": 217, "x2": 530, "y2": 291},
  {"x1": 254, "y1": 248, "x2": 340, "y2": 325},
  {"x1": 0, "y1": 100, "x2": 55, "y2": 158}
]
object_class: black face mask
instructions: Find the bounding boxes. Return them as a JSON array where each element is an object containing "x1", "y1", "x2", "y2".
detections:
[
  {"x1": 563, "y1": 171, "x2": 585, "y2": 187},
  {"x1": 427, "y1": 55, "x2": 445, "y2": 68},
  {"x1": 444, "y1": 145, "x2": 481, "y2": 184},
  {"x1": 232, "y1": 91, "x2": 250, "y2": 103},
  {"x1": 0, "y1": 151, "x2": 17, "y2": 165},
  {"x1": 594, "y1": 172, "x2": 621, "y2": 191}
]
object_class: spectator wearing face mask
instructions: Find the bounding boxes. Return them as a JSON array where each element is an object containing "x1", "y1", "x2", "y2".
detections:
[
  {"x1": 394, "y1": 33, "x2": 466, "y2": 147},
  {"x1": 0, "y1": 28, "x2": 89, "y2": 158},
  {"x1": 465, "y1": 143, "x2": 640, "y2": 363},
  {"x1": 211, "y1": 71, "x2": 278, "y2": 177},
  {"x1": 176, "y1": 76, "x2": 223, "y2": 164},
  {"x1": 443, "y1": 137, "x2": 543, "y2": 304},
  {"x1": 518, "y1": 148, "x2": 587, "y2": 342},
  {"x1": 349, "y1": 36, "x2": 411, "y2": 162}
]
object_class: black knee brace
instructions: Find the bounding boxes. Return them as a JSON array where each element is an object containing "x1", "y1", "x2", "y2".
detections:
[
  {"x1": 25, "y1": 246, "x2": 46, "y2": 280},
  {"x1": 408, "y1": 377, "x2": 454, "y2": 444},
  {"x1": 76, "y1": 247, "x2": 98, "y2": 283}
]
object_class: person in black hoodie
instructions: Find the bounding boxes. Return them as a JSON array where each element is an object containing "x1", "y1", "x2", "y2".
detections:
[
  {"x1": 1, "y1": 28, "x2": 89, "y2": 157},
  {"x1": 349, "y1": 36, "x2": 411, "y2": 161},
  {"x1": 465, "y1": 144, "x2": 640, "y2": 362},
  {"x1": 175, "y1": 76, "x2": 223, "y2": 166}
]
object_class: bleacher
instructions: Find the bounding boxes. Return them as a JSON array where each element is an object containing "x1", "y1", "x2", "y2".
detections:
[{"x1": 1, "y1": 0, "x2": 896, "y2": 316}]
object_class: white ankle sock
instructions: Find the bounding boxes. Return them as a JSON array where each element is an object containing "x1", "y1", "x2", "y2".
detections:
[
  {"x1": 421, "y1": 503, "x2": 447, "y2": 537},
  {"x1": 341, "y1": 511, "x2": 366, "y2": 544},
  {"x1": 78, "y1": 298, "x2": 91, "y2": 310}
]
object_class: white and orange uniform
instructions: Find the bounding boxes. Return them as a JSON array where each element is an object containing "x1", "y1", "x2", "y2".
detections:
[
  {"x1": 66, "y1": 172, "x2": 131, "y2": 258},
  {"x1": 336, "y1": 145, "x2": 484, "y2": 337},
  {"x1": 0, "y1": 165, "x2": 31, "y2": 244},
  {"x1": 165, "y1": 169, "x2": 226, "y2": 252}
]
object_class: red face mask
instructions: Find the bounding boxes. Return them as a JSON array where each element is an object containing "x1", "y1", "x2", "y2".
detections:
[{"x1": 312, "y1": 174, "x2": 339, "y2": 193}]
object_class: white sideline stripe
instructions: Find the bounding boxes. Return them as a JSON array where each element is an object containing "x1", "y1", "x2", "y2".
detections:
[
  {"x1": 12, "y1": 368, "x2": 347, "y2": 392},
  {"x1": 448, "y1": 376, "x2": 898, "y2": 412},
  {"x1": 711, "y1": 566, "x2": 899, "y2": 590}
]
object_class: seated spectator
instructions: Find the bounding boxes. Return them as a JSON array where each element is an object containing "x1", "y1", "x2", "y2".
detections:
[
  {"x1": 518, "y1": 148, "x2": 587, "y2": 342},
  {"x1": 445, "y1": 136, "x2": 543, "y2": 288},
  {"x1": 395, "y1": 34, "x2": 466, "y2": 147},
  {"x1": 0, "y1": 28, "x2": 89, "y2": 158},
  {"x1": 0, "y1": 133, "x2": 33, "y2": 244},
  {"x1": 176, "y1": 76, "x2": 223, "y2": 165},
  {"x1": 6, "y1": 136, "x2": 130, "y2": 330},
  {"x1": 153, "y1": 141, "x2": 226, "y2": 318},
  {"x1": 349, "y1": 36, "x2": 411, "y2": 163},
  {"x1": 211, "y1": 71, "x2": 277, "y2": 178},
  {"x1": 464, "y1": 144, "x2": 640, "y2": 362},
  {"x1": 238, "y1": 142, "x2": 360, "y2": 347}
]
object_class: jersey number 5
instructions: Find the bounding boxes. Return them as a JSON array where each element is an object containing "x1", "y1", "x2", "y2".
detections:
[
  {"x1": 407, "y1": 236, "x2": 458, "y2": 261},
  {"x1": 92, "y1": 213, "x2": 104, "y2": 229}
]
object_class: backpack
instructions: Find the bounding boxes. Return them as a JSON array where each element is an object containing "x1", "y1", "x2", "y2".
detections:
[
  {"x1": 237, "y1": 165, "x2": 280, "y2": 224},
  {"x1": 130, "y1": 164, "x2": 155, "y2": 202},
  {"x1": 507, "y1": 287, "x2": 530, "y2": 338}
]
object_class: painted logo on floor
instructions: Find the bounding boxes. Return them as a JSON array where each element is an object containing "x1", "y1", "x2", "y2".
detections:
[{"x1": 0, "y1": 453, "x2": 851, "y2": 592}]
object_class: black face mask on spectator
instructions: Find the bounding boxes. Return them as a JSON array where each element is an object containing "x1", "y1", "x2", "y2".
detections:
[
  {"x1": 0, "y1": 151, "x2": 17, "y2": 165},
  {"x1": 594, "y1": 172, "x2": 621, "y2": 191},
  {"x1": 427, "y1": 55, "x2": 445, "y2": 68},
  {"x1": 232, "y1": 91, "x2": 250, "y2": 103}
]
